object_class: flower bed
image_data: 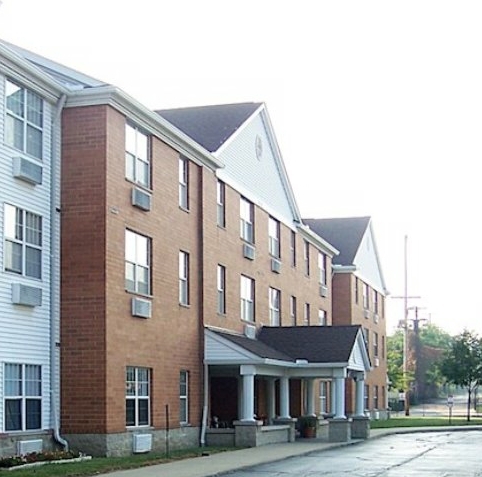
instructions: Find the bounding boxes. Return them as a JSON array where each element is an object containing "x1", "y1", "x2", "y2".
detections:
[{"x1": 0, "y1": 450, "x2": 91, "y2": 470}]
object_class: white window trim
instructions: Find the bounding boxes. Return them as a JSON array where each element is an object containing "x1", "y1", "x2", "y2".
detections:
[
  {"x1": 217, "y1": 264, "x2": 226, "y2": 314},
  {"x1": 240, "y1": 275, "x2": 255, "y2": 322},
  {"x1": 126, "y1": 366, "x2": 150, "y2": 428},
  {"x1": 179, "y1": 157, "x2": 189, "y2": 210},
  {"x1": 179, "y1": 251, "x2": 190, "y2": 305},
  {"x1": 269, "y1": 287, "x2": 280, "y2": 326},
  {"x1": 125, "y1": 122, "x2": 150, "y2": 188},
  {"x1": 180, "y1": 370, "x2": 189, "y2": 424}
]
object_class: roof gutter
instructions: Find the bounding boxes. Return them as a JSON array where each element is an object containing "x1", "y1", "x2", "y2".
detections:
[{"x1": 65, "y1": 86, "x2": 224, "y2": 171}]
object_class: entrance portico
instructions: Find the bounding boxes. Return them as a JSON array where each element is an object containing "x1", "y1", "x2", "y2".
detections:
[{"x1": 204, "y1": 325, "x2": 371, "y2": 445}]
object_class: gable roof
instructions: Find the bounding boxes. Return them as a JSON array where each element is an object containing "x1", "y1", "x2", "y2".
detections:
[
  {"x1": 156, "y1": 103, "x2": 262, "y2": 153},
  {"x1": 210, "y1": 325, "x2": 365, "y2": 365},
  {"x1": 303, "y1": 217, "x2": 371, "y2": 266}
]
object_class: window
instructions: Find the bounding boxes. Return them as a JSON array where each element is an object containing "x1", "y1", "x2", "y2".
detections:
[
  {"x1": 180, "y1": 371, "x2": 189, "y2": 424},
  {"x1": 290, "y1": 296, "x2": 297, "y2": 325},
  {"x1": 217, "y1": 180, "x2": 226, "y2": 227},
  {"x1": 4, "y1": 364, "x2": 41, "y2": 431},
  {"x1": 363, "y1": 327, "x2": 369, "y2": 350},
  {"x1": 217, "y1": 264, "x2": 226, "y2": 314},
  {"x1": 125, "y1": 123, "x2": 150, "y2": 187},
  {"x1": 318, "y1": 309, "x2": 327, "y2": 326},
  {"x1": 290, "y1": 231, "x2": 296, "y2": 267},
  {"x1": 354, "y1": 278, "x2": 359, "y2": 304},
  {"x1": 364, "y1": 384, "x2": 369, "y2": 411},
  {"x1": 240, "y1": 275, "x2": 255, "y2": 322},
  {"x1": 303, "y1": 303, "x2": 310, "y2": 325},
  {"x1": 269, "y1": 287, "x2": 281, "y2": 326},
  {"x1": 125, "y1": 230, "x2": 151, "y2": 295},
  {"x1": 373, "y1": 290, "x2": 379, "y2": 315},
  {"x1": 126, "y1": 367, "x2": 150, "y2": 427},
  {"x1": 373, "y1": 385, "x2": 379, "y2": 409},
  {"x1": 179, "y1": 251, "x2": 189, "y2": 305},
  {"x1": 363, "y1": 283, "x2": 369, "y2": 309},
  {"x1": 318, "y1": 252, "x2": 326, "y2": 285},
  {"x1": 268, "y1": 217, "x2": 280, "y2": 258},
  {"x1": 382, "y1": 335, "x2": 386, "y2": 359},
  {"x1": 303, "y1": 240, "x2": 310, "y2": 276},
  {"x1": 373, "y1": 331, "x2": 379, "y2": 357},
  {"x1": 179, "y1": 157, "x2": 189, "y2": 209},
  {"x1": 319, "y1": 381, "x2": 327, "y2": 414},
  {"x1": 240, "y1": 197, "x2": 254, "y2": 243},
  {"x1": 5, "y1": 79, "x2": 43, "y2": 159},
  {"x1": 4, "y1": 204, "x2": 42, "y2": 279}
]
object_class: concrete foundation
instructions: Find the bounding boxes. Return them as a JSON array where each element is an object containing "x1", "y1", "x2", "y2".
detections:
[{"x1": 328, "y1": 418, "x2": 351, "y2": 442}]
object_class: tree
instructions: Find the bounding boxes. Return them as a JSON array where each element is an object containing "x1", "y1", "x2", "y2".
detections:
[{"x1": 439, "y1": 330, "x2": 482, "y2": 421}]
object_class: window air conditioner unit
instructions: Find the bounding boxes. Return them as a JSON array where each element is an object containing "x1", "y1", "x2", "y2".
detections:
[
  {"x1": 373, "y1": 313, "x2": 379, "y2": 324},
  {"x1": 17, "y1": 439, "x2": 43, "y2": 455},
  {"x1": 244, "y1": 324, "x2": 256, "y2": 339},
  {"x1": 364, "y1": 309, "x2": 370, "y2": 319},
  {"x1": 131, "y1": 297, "x2": 152, "y2": 319},
  {"x1": 319, "y1": 285, "x2": 328, "y2": 297},
  {"x1": 131, "y1": 187, "x2": 152, "y2": 211},
  {"x1": 374, "y1": 357, "x2": 380, "y2": 367},
  {"x1": 271, "y1": 258, "x2": 281, "y2": 273},
  {"x1": 11, "y1": 283, "x2": 42, "y2": 307},
  {"x1": 243, "y1": 243, "x2": 255, "y2": 260},
  {"x1": 133, "y1": 433, "x2": 152, "y2": 453},
  {"x1": 12, "y1": 157, "x2": 43, "y2": 185}
]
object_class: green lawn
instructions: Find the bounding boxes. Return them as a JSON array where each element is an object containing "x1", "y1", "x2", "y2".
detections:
[
  {"x1": 370, "y1": 417, "x2": 482, "y2": 428},
  {"x1": 0, "y1": 447, "x2": 234, "y2": 477}
]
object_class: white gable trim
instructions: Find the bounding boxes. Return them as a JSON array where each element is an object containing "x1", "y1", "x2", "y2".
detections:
[{"x1": 348, "y1": 330, "x2": 372, "y2": 372}]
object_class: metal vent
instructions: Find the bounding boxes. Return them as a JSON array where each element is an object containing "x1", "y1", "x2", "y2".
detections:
[
  {"x1": 271, "y1": 258, "x2": 281, "y2": 273},
  {"x1": 243, "y1": 243, "x2": 255, "y2": 260},
  {"x1": 244, "y1": 324, "x2": 256, "y2": 339},
  {"x1": 131, "y1": 297, "x2": 152, "y2": 319},
  {"x1": 319, "y1": 285, "x2": 328, "y2": 297},
  {"x1": 12, "y1": 157, "x2": 43, "y2": 185},
  {"x1": 17, "y1": 439, "x2": 43, "y2": 455},
  {"x1": 12, "y1": 283, "x2": 42, "y2": 307},
  {"x1": 132, "y1": 433, "x2": 152, "y2": 453},
  {"x1": 131, "y1": 187, "x2": 152, "y2": 211}
]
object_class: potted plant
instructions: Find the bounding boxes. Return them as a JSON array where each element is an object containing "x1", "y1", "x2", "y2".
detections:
[{"x1": 298, "y1": 415, "x2": 317, "y2": 438}]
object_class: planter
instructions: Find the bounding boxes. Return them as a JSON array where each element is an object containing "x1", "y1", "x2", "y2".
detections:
[{"x1": 302, "y1": 426, "x2": 316, "y2": 438}]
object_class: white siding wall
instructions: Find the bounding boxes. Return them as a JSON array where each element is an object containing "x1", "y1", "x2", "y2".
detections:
[
  {"x1": 217, "y1": 114, "x2": 294, "y2": 225},
  {"x1": 0, "y1": 72, "x2": 59, "y2": 432},
  {"x1": 354, "y1": 228, "x2": 385, "y2": 292}
]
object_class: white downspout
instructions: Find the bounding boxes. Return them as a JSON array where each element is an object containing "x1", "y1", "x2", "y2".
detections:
[
  {"x1": 200, "y1": 362, "x2": 209, "y2": 446},
  {"x1": 50, "y1": 93, "x2": 68, "y2": 450}
]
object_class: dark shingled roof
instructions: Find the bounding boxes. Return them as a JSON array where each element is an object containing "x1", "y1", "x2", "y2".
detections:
[
  {"x1": 303, "y1": 217, "x2": 371, "y2": 266},
  {"x1": 212, "y1": 325, "x2": 361, "y2": 364},
  {"x1": 156, "y1": 103, "x2": 262, "y2": 153}
]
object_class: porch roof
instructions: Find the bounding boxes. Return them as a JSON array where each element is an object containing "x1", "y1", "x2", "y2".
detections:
[{"x1": 205, "y1": 325, "x2": 371, "y2": 372}]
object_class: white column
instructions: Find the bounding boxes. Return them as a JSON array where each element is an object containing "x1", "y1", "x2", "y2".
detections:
[
  {"x1": 241, "y1": 373, "x2": 255, "y2": 421},
  {"x1": 334, "y1": 377, "x2": 346, "y2": 419},
  {"x1": 237, "y1": 376, "x2": 243, "y2": 420},
  {"x1": 331, "y1": 380, "x2": 336, "y2": 414},
  {"x1": 355, "y1": 373, "x2": 365, "y2": 416},
  {"x1": 279, "y1": 376, "x2": 290, "y2": 418},
  {"x1": 306, "y1": 379, "x2": 315, "y2": 416},
  {"x1": 266, "y1": 379, "x2": 276, "y2": 424}
]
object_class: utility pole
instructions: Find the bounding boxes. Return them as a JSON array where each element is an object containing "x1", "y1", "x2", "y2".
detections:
[{"x1": 391, "y1": 235, "x2": 421, "y2": 416}]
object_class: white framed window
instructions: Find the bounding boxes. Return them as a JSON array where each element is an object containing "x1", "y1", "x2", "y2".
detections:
[
  {"x1": 217, "y1": 264, "x2": 226, "y2": 314},
  {"x1": 268, "y1": 217, "x2": 280, "y2": 258},
  {"x1": 4, "y1": 204, "x2": 42, "y2": 279},
  {"x1": 364, "y1": 384, "x2": 369, "y2": 411},
  {"x1": 354, "y1": 277, "x2": 359, "y2": 304},
  {"x1": 304, "y1": 302, "x2": 310, "y2": 325},
  {"x1": 179, "y1": 157, "x2": 189, "y2": 209},
  {"x1": 373, "y1": 290, "x2": 379, "y2": 314},
  {"x1": 240, "y1": 197, "x2": 254, "y2": 243},
  {"x1": 179, "y1": 251, "x2": 189, "y2": 305},
  {"x1": 373, "y1": 385, "x2": 379, "y2": 409},
  {"x1": 125, "y1": 123, "x2": 150, "y2": 187},
  {"x1": 303, "y1": 240, "x2": 310, "y2": 276},
  {"x1": 5, "y1": 79, "x2": 43, "y2": 159},
  {"x1": 240, "y1": 275, "x2": 255, "y2": 322},
  {"x1": 318, "y1": 309, "x2": 327, "y2": 326},
  {"x1": 269, "y1": 287, "x2": 281, "y2": 326},
  {"x1": 373, "y1": 331, "x2": 379, "y2": 357},
  {"x1": 319, "y1": 381, "x2": 327, "y2": 414},
  {"x1": 125, "y1": 229, "x2": 151, "y2": 295},
  {"x1": 217, "y1": 180, "x2": 226, "y2": 228},
  {"x1": 290, "y1": 231, "x2": 296, "y2": 267},
  {"x1": 363, "y1": 283, "x2": 369, "y2": 309},
  {"x1": 126, "y1": 366, "x2": 150, "y2": 427},
  {"x1": 180, "y1": 370, "x2": 189, "y2": 424},
  {"x1": 4, "y1": 363, "x2": 42, "y2": 431},
  {"x1": 318, "y1": 252, "x2": 326, "y2": 285},
  {"x1": 290, "y1": 296, "x2": 297, "y2": 325}
]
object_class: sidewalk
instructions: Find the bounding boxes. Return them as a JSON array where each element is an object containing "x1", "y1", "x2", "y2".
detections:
[{"x1": 105, "y1": 425, "x2": 482, "y2": 477}]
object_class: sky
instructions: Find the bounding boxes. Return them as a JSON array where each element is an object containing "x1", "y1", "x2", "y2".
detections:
[{"x1": 1, "y1": 0, "x2": 480, "y2": 336}]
